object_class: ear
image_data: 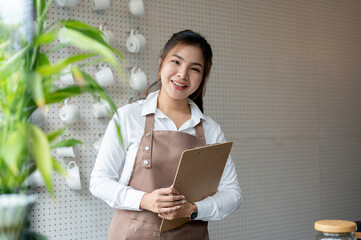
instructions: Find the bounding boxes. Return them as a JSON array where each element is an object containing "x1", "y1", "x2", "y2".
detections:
[{"x1": 158, "y1": 58, "x2": 162, "y2": 66}]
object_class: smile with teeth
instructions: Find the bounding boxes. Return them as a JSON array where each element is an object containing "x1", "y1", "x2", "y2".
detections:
[{"x1": 171, "y1": 80, "x2": 187, "y2": 87}]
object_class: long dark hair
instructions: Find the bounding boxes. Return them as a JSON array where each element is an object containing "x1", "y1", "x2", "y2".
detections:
[{"x1": 157, "y1": 30, "x2": 213, "y2": 113}]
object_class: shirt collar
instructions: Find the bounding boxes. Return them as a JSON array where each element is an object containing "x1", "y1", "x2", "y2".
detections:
[
  {"x1": 141, "y1": 90, "x2": 206, "y2": 121},
  {"x1": 141, "y1": 90, "x2": 159, "y2": 116}
]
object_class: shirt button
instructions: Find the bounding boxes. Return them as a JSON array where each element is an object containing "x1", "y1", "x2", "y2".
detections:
[
  {"x1": 134, "y1": 228, "x2": 138, "y2": 232},
  {"x1": 146, "y1": 132, "x2": 151, "y2": 137},
  {"x1": 145, "y1": 146, "x2": 150, "y2": 151},
  {"x1": 144, "y1": 160, "x2": 149, "y2": 165}
]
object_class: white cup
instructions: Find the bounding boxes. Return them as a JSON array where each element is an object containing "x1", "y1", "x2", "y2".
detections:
[
  {"x1": 95, "y1": 63, "x2": 115, "y2": 87},
  {"x1": 91, "y1": 0, "x2": 110, "y2": 10},
  {"x1": 58, "y1": 27, "x2": 70, "y2": 44},
  {"x1": 26, "y1": 170, "x2": 45, "y2": 188},
  {"x1": 56, "y1": 0, "x2": 79, "y2": 7},
  {"x1": 129, "y1": 0, "x2": 144, "y2": 16},
  {"x1": 92, "y1": 133, "x2": 103, "y2": 155},
  {"x1": 56, "y1": 135, "x2": 76, "y2": 158},
  {"x1": 99, "y1": 24, "x2": 116, "y2": 47},
  {"x1": 29, "y1": 108, "x2": 44, "y2": 127},
  {"x1": 59, "y1": 100, "x2": 80, "y2": 124},
  {"x1": 93, "y1": 99, "x2": 111, "y2": 118},
  {"x1": 129, "y1": 66, "x2": 148, "y2": 91},
  {"x1": 66, "y1": 161, "x2": 81, "y2": 190},
  {"x1": 60, "y1": 65, "x2": 75, "y2": 85},
  {"x1": 126, "y1": 29, "x2": 146, "y2": 53},
  {"x1": 57, "y1": 147, "x2": 75, "y2": 158}
]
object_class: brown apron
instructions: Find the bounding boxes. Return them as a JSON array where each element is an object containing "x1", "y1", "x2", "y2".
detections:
[{"x1": 108, "y1": 113, "x2": 209, "y2": 240}]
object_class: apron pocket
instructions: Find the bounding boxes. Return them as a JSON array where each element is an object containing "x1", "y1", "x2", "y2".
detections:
[{"x1": 126, "y1": 219, "x2": 161, "y2": 240}]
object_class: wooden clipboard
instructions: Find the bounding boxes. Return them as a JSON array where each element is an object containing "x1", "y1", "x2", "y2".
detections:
[{"x1": 159, "y1": 141, "x2": 233, "y2": 232}]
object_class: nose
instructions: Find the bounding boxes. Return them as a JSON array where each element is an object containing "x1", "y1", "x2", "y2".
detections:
[{"x1": 177, "y1": 67, "x2": 188, "y2": 80}]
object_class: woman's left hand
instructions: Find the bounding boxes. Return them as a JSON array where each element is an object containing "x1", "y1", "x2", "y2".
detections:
[{"x1": 158, "y1": 199, "x2": 195, "y2": 220}]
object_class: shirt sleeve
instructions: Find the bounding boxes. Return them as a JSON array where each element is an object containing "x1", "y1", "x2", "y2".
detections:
[
  {"x1": 89, "y1": 110, "x2": 146, "y2": 211},
  {"x1": 194, "y1": 121, "x2": 242, "y2": 221}
]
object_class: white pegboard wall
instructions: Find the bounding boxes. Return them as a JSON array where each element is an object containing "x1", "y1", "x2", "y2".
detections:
[{"x1": 29, "y1": 1, "x2": 361, "y2": 240}]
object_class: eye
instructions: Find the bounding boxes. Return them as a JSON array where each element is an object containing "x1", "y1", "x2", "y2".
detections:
[
  {"x1": 191, "y1": 67, "x2": 200, "y2": 73},
  {"x1": 171, "y1": 60, "x2": 180, "y2": 65}
]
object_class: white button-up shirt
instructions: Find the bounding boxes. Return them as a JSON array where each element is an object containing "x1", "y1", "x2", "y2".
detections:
[{"x1": 90, "y1": 91, "x2": 242, "y2": 221}]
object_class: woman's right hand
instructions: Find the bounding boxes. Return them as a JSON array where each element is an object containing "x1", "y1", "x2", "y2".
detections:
[{"x1": 139, "y1": 187, "x2": 185, "y2": 214}]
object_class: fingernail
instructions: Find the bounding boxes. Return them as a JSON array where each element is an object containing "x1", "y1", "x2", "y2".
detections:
[
  {"x1": 182, "y1": 195, "x2": 185, "y2": 199},
  {"x1": 182, "y1": 200, "x2": 187, "y2": 204},
  {"x1": 178, "y1": 205, "x2": 181, "y2": 209}
]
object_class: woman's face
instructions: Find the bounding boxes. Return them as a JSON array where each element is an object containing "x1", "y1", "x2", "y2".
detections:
[{"x1": 159, "y1": 44, "x2": 204, "y2": 101}]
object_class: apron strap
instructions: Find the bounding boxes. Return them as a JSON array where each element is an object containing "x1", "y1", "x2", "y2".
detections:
[
  {"x1": 141, "y1": 115, "x2": 205, "y2": 169},
  {"x1": 194, "y1": 120, "x2": 205, "y2": 143},
  {"x1": 139, "y1": 114, "x2": 154, "y2": 168},
  {"x1": 144, "y1": 113, "x2": 155, "y2": 134}
]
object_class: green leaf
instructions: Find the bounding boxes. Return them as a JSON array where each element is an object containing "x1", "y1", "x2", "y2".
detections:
[
  {"x1": 52, "y1": 157, "x2": 66, "y2": 177},
  {"x1": 36, "y1": 53, "x2": 50, "y2": 67},
  {"x1": 44, "y1": 85, "x2": 91, "y2": 104},
  {"x1": 33, "y1": 0, "x2": 46, "y2": 15},
  {"x1": 30, "y1": 72, "x2": 45, "y2": 107},
  {"x1": 29, "y1": 124, "x2": 54, "y2": 196},
  {"x1": 47, "y1": 128, "x2": 65, "y2": 143},
  {"x1": 45, "y1": 42, "x2": 71, "y2": 55},
  {"x1": 36, "y1": 53, "x2": 96, "y2": 77},
  {"x1": 0, "y1": 45, "x2": 30, "y2": 81},
  {"x1": 60, "y1": 20, "x2": 106, "y2": 45},
  {"x1": 33, "y1": 31, "x2": 57, "y2": 46},
  {"x1": 73, "y1": 68, "x2": 117, "y2": 111},
  {"x1": 57, "y1": 27, "x2": 122, "y2": 75},
  {"x1": 0, "y1": 40, "x2": 10, "y2": 52},
  {"x1": 36, "y1": 0, "x2": 53, "y2": 34},
  {"x1": 0, "y1": 123, "x2": 28, "y2": 175},
  {"x1": 115, "y1": 121, "x2": 124, "y2": 147},
  {"x1": 50, "y1": 138, "x2": 82, "y2": 149},
  {"x1": 18, "y1": 164, "x2": 37, "y2": 186}
]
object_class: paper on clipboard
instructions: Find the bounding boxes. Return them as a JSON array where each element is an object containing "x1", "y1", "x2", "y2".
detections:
[{"x1": 159, "y1": 141, "x2": 233, "y2": 232}]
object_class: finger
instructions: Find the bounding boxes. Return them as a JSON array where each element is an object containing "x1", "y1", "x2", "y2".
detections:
[
  {"x1": 158, "y1": 214, "x2": 174, "y2": 220},
  {"x1": 158, "y1": 205, "x2": 181, "y2": 214},
  {"x1": 156, "y1": 199, "x2": 185, "y2": 208},
  {"x1": 158, "y1": 187, "x2": 179, "y2": 195},
  {"x1": 161, "y1": 194, "x2": 185, "y2": 202}
]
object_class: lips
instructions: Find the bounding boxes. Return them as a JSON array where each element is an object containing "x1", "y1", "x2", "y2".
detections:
[{"x1": 171, "y1": 80, "x2": 187, "y2": 88}]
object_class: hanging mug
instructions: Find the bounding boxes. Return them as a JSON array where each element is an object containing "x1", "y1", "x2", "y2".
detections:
[
  {"x1": 60, "y1": 65, "x2": 75, "y2": 85},
  {"x1": 95, "y1": 62, "x2": 115, "y2": 87},
  {"x1": 129, "y1": 0, "x2": 144, "y2": 16},
  {"x1": 59, "y1": 99, "x2": 80, "y2": 124},
  {"x1": 29, "y1": 108, "x2": 44, "y2": 127},
  {"x1": 26, "y1": 169, "x2": 45, "y2": 188},
  {"x1": 56, "y1": 0, "x2": 79, "y2": 7},
  {"x1": 99, "y1": 24, "x2": 116, "y2": 47},
  {"x1": 93, "y1": 99, "x2": 112, "y2": 118},
  {"x1": 92, "y1": 133, "x2": 103, "y2": 155},
  {"x1": 129, "y1": 66, "x2": 148, "y2": 91},
  {"x1": 126, "y1": 29, "x2": 146, "y2": 53},
  {"x1": 56, "y1": 135, "x2": 76, "y2": 158},
  {"x1": 91, "y1": 0, "x2": 110, "y2": 11},
  {"x1": 65, "y1": 161, "x2": 81, "y2": 190}
]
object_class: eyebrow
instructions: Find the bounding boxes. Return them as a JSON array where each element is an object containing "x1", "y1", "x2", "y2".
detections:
[{"x1": 173, "y1": 54, "x2": 203, "y2": 68}]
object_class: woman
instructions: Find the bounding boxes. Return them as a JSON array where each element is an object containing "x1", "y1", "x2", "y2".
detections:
[{"x1": 90, "y1": 30, "x2": 242, "y2": 239}]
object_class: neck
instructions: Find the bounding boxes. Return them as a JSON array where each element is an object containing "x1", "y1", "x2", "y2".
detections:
[{"x1": 157, "y1": 90, "x2": 190, "y2": 115}]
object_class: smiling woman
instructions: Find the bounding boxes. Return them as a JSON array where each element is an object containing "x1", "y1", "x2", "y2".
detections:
[
  {"x1": 158, "y1": 44, "x2": 204, "y2": 103},
  {"x1": 89, "y1": 30, "x2": 242, "y2": 240}
]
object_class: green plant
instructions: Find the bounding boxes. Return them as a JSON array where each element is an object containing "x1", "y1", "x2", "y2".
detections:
[{"x1": 0, "y1": 0, "x2": 124, "y2": 196}]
